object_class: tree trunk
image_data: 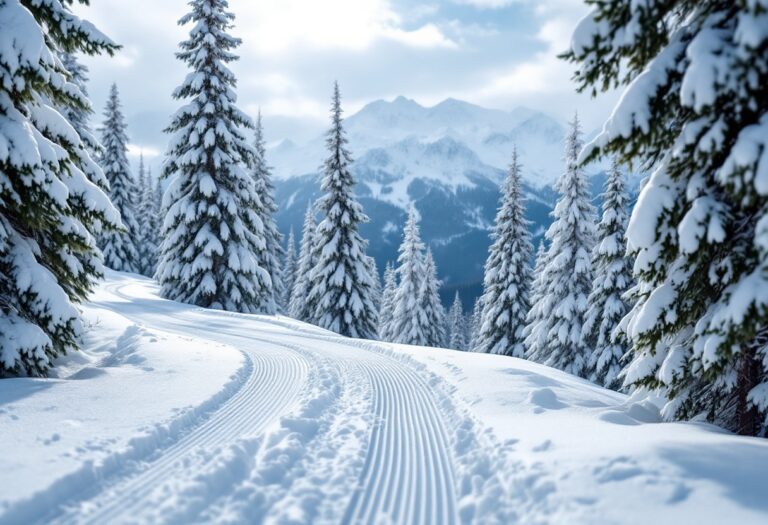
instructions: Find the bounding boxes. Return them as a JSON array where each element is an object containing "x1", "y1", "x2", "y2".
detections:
[{"x1": 736, "y1": 347, "x2": 759, "y2": 436}]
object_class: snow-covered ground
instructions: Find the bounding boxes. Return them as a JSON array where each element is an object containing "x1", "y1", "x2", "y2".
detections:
[{"x1": 1, "y1": 272, "x2": 767, "y2": 524}]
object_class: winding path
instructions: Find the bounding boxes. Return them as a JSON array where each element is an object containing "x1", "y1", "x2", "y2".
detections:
[{"x1": 39, "y1": 274, "x2": 466, "y2": 524}]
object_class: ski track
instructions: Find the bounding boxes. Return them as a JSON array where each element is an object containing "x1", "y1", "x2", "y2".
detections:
[{"x1": 27, "y1": 278, "x2": 508, "y2": 524}]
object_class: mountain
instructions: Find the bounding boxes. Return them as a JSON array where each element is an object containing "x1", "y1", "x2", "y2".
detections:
[{"x1": 269, "y1": 97, "x2": 609, "y2": 307}]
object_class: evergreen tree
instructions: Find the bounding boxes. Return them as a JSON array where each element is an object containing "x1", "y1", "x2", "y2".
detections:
[
  {"x1": 306, "y1": 83, "x2": 378, "y2": 338},
  {"x1": 448, "y1": 292, "x2": 467, "y2": 351},
  {"x1": 157, "y1": 0, "x2": 273, "y2": 313},
  {"x1": 525, "y1": 115, "x2": 596, "y2": 376},
  {"x1": 468, "y1": 297, "x2": 483, "y2": 352},
  {"x1": 58, "y1": 51, "x2": 99, "y2": 155},
  {"x1": 529, "y1": 240, "x2": 548, "y2": 308},
  {"x1": 582, "y1": 159, "x2": 633, "y2": 389},
  {"x1": 252, "y1": 111, "x2": 284, "y2": 313},
  {"x1": 0, "y1": 1, "x2": 119, "y2": 376},
  {"x1": 567, "y1": 0, "x2": 768, "y2": 435},
  {"x1": 419, "y1": 249, "x2": 446, "y2": 348},
  {"x1": 476, "y1": 147, "x2": 533, "y2": 357},
  {"x1": 136, "y1": 155, "x2": 159, "y2": 276},
  {"x1": 391, "y1": 208, "x2": 432, "y2": 346},
  {"x1": 282, "y1": 228, "x2": 298, "y2": 310},
  {"x1": 99, "y1": 83, "x2": 141, "y2": 273},
  {"x1": 378, "y1": 262, "x2": 398, "y2": 341},
  {"x1": 290, "y1": 203, "x2": 317, "y2": 322}
]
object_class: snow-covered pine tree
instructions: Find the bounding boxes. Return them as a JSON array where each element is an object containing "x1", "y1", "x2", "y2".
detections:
[
  {"x1": 529, "y1": 240, "x2": 548, "y2": 308},
  {"x1": 306, "y1": 83, "x2": 378, "y2": 338},
  {"x1": 448, "y1": 292, "x2": 467, "y2": 351},
  {"x1": 368, "y1": 256, "x2": 382, "y2": 313},
  {"x1": 523, "y1": 240, "x2": 550, "y2": 352},
  {"x1": 99, "y1": 83, "x2": 141, "y2": 273},
  {"x1": 135, "y1": 155, "x2": 159, "y2": 276},
  {"x1": 282, "y1": 228, "x2": 298, "y2": 309},
  {"x1": 567, "y1": 0, "x2": 768, "y2": 436},
  {"x1": 420, "y1": 249, "x2": 446, "y2": 348},
  {"x1": 157, "y1": 0, "x2": 273, "y2": 313},
  {"x1": 58, "y1": 51, "x2": 99, "y2": 156},
  {"x1": 476, "y1": 147, "x2": 533, "y2": 357},
  {"x1": 468, "y1": 296, "x2": 483, "y2": 351},
  {"x1": 290, "y1": 203, "x2": 317, "y2": 322},
  {"x1": 0, "y1": 1, "x2": 119, "y2": 376},
  {"x1": 582, "y1": 159, "x2": 633, "y2": 389},
  {"x1": 252, "y1": 111, "x2": 284, "y2": 313},
  {"x1": 391, "y1": 208, "x2": 433, "y2": 346},
  {"x1": 525, "y1": 115, "x2": 596, "y2": 376},
  {"x1": 378, "y1": 262, "x2": 397, "y2": 341}
]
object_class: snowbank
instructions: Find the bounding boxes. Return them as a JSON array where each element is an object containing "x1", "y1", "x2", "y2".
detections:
[{"x1": 0, "y1": 289, "x2": 246, "y2": 523}]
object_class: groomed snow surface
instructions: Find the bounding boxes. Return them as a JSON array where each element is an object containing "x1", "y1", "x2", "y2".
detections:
[{"x1": 1, "y1": 273, "x2": 767, "y2": 524}]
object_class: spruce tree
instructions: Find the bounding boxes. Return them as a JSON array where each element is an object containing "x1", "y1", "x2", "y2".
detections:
[
  {"x1": 419, "y1": 249, "x2": 446, "y2": 348},
  {"x1": 290, "y1": 203, "x2": 317, "y2": 322},
  {"x1": 378, "y1": 262, "x2": 398, "y2": 341},
  {"x1": 448, "y1": 292, "x2": 467, "y2": 351},
  {"x1": 99, "y1": 83, "x2": 141, "y2": 273},
  {"x1": 157, "y1": 0, "x2": 273, "y2": 313},
  {"x1": 391, "y1": 208, "x2": 432, "y2": 346},
  {"x1": 282, "y1": 228, "x2": 298, "y2": 310},
  {"x1": 582, "y1": 159, "x2": 633, "y2": 389},
  {"x1": 306, "y1": 83, "x2": 378, "y2": 339},
  {"x1": 0, "y1": 1, "x2": 119, "y2": 376},
  {"x1": 468, "y1": 297, "x2": 483, "y2": 352},
  {"x1": 529, "y1": 240, "x2": 548, "y2": 308},
  {"x1": 567, "y1": 0, "x2": 768, "y2": 435},
  {"x1": 136, "y1": 155, "x2": 159, "y2": 276},
  {"x1": 525, "y1": 115, "x2": 596, "y2": 376},
  {"x1": 252, "y1": 111, "x2": 284, "y2": 313},
  {"x1": 476, "y1": 147, "x2": 533, "y2": 357},
  {"x1": 58, "y1": 51, "x2": 99, "y2": 156}
]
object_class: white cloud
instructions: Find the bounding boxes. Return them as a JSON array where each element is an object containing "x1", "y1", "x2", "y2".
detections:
[
  {"x1": 236, "y1": 0, "x2": 456, "y2": 54},
  {"x1": 383, "y1": 23, "x2": 457, "y2": 49},
  {"x1": 453, "y1": 0, "x2": 519, "y2": 8}
]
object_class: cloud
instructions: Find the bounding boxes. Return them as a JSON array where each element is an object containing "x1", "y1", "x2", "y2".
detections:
[{"x1": 236, "y1": 0, "x2": 456, "y2": 54}]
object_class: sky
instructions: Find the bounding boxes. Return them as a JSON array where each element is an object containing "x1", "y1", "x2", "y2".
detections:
[{"x1": 74, "y1": 0, "x2": 617, "y2": 171}]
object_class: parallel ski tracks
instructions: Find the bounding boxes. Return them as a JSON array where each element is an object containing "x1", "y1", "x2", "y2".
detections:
[{"x1": 42, "y1": 279, "x2": 465, "y2": 525}]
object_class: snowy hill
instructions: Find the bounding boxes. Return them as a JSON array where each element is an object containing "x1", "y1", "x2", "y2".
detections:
[{"x1": 1, "y1": 272, "x2": 766, "y2": 524}]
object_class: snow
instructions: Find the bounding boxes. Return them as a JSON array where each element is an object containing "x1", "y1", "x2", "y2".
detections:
[{"x1": 2, "y1": 271, "x2": 768, "y2": 524}]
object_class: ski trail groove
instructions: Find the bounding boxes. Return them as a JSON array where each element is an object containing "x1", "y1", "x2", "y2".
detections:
[{"x1": 48, "y1": 341, "x2": 308, "y2": 525}]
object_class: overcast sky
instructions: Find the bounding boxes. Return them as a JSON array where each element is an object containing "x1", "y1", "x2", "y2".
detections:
[{"x1": 74, "y1": 0, "x2": 617, "y2": 170}]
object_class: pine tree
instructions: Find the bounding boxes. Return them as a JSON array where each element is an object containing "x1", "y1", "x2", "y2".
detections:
[
  {"x1": 468, "y1": 297, "x2": 483, "y2": 352},
  {"x1": 306, "y1": 83, "x2": 378, "y2": 339},
  {"x1": 58, "y1": 51, "x2": 99, "y2": 156},
  {"x1": 99, "y1": 83, "x2": 141, "y2": 273},
  {"x1": 252, "y1": 111, "x2": 284, "y2": 313},
  {"x1": 136, "y1": 155, "x2": 159, "y2": 276},
  {"x1": 157, "y1": 0, "x2": 273, "y2": 313},
  {"x1": 419, "y1": 249, "x2": 446, "y2": 348},
  {"x1": 448, "y1": 292, "x2": 467, "y2": 350},
  {"x1": 391, "y1": 208, "x2": 434, "y2": 346},
  {"x1": 290, "y1": 203, "x2": 317, "y2": 322},
  {"x1": 525, "y1": 115, "x2": 596, "y2": 376},
  {"x1": 567, "y1": 0, "x2": 768, "y2": 436},
  {"x1": 582, "y1": 159, "x2": 633, "y2": 389},
  {"x1": 282, "y1": 228, "x2": 298, "y2": 310},
  {"x1": 0, "y1": 1, "x2": 119, "y2": 376},
  {"x1": 529, "y1": 240, "x2": 548, "y2": 308},
  {"x1": 476, "y1": 147, "x2": 533, "y2": 357},
  {"x1": 378, "y1": 262, "x2": 398, "y2": 341}
]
